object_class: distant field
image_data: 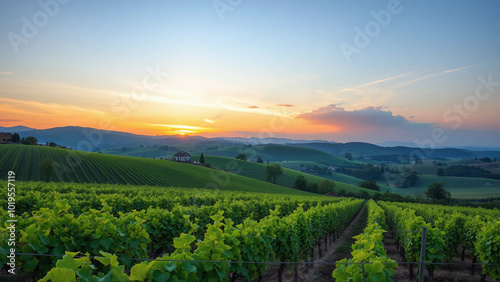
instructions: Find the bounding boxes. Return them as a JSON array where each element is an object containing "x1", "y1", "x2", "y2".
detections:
[
  {"x1": 396, "y1": 164, "x2": 441, "y2": 174},
  {"x1": 277, "y1": 160, "x2": 406, "y2": 194},
  {"x1": 446, "y1": 159, "x2": 481, "y2": 166},
  {"x1": 469, "y1": 161, "x2": 500, "y2": 173},
  {"x1": 199, "y1": 155, "x2": 381, "y2": 195},
  {"x1": 0, "y1": 144, "x2": 312, "y2": 195},
  {"x1": 199, "y1": 145, "x2": 363, "y2": 167},
  {"x1": 403, "y1": 174, "x2": 500, "y2": 199},
  {"x1": 101, "y1": 147, "x2": 169, "y2": 158}
]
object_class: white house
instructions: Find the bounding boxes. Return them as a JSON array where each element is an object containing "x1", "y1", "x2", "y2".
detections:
[{"x1": 173, "y1": 151, "x2": 191, "y2": 162}]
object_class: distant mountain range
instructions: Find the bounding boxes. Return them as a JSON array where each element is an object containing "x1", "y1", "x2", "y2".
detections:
[
  {"x1": 0, "y1": 125, "x2": 35, "y2": 133},
  {"x1": 3, "y1": 125, "x2": 500, "y2": 159},
  {"x1": 220, "y1": 137, "x2": 337, "y2": 145}
]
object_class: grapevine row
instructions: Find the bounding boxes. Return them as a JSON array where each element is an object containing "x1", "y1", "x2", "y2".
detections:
[
  {"x1": 332, "y1": 200, "x2": 398, "y2": 281},
  {"x1": 39, "y1": 199, "x2": 364, "y2": 281}
]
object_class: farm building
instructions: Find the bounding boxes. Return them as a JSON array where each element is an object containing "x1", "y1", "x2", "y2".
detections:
[
  {"x1": 173, "y1": 151, "x2": 191, "y2": 162},
  {"x1": 0, "y1": 132, "x2": 13, "y2": 144}
]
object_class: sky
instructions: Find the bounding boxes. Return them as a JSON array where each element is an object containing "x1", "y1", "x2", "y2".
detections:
[{"x1": 1, "y1": 0, "x2": 499, "y2": 147}]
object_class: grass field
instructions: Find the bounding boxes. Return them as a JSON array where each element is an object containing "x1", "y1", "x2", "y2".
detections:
[
  {"x1": 0, "y1": 144, "x2": 313, "y2": 195},
  {"x1": 277, "y1": 160, "x2": 405, "y2": 194},
  {"x1": 198, "y1": 155, "x2": 380, "y2": 195},
  {"x1": 400, "y1": 174, "x2": 500, "y2": 199},
  {"x1": 101, "y1": 147, "x2": 170, "y2": 158}
]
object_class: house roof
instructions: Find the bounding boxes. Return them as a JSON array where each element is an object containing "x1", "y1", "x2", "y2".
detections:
[{"x1": 173, "y1": 151, "x2": 190, "y2": 157}]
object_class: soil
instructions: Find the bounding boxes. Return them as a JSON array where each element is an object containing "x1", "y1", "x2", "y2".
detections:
[{"x1": 383, "y1": 230, "x2": 492, "y2": 282}]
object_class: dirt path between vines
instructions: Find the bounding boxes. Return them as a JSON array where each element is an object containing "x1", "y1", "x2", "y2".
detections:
[
  {"x1": 260, "y1": 203, "x2": 368, "y2": 281},
  {"x1": 383, "y1": 228, "x2": 492, "y2": 282}
]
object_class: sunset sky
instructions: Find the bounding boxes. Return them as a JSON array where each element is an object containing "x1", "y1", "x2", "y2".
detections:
[{"x1": 1, "y1": 1, "x2": 499, "y2": 146}]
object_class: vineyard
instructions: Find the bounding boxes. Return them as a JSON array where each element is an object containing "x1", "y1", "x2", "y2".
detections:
[
  {"x1": 0, "y1": 145, "x2": 311, "y2": 195},
  {"x1": 0, "y1": 181, "x2": 499, "y2": 281},
  {"x1": 0, "y1": 181, "x2": 363, "y2": 281}
]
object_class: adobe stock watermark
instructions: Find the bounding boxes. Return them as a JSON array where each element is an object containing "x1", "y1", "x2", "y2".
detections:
[
  {"x1": 383, "y1": 74, "x2": 499, "y2": 192},
  {"x1": 415, "y1": 74, "x2": 499, "y2": 152},
  {"x1": 7, "y1": 0, "x2": 71, "y2": 54},
  {"x1": 213, "y1": 0, "x2": 244, "y2": 21},
  {"x1": 339, "y1": 0, "x2": 403, "y2": 63},
  {"x1": 49, "y1": 65, "x2": 168, "y2": 181}
]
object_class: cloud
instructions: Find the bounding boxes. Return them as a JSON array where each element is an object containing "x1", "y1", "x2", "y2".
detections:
[
  {"x1": 277, "y1": 104, "x2": 295, "y2": 107},
  {"x1": 296, "y1": 104, "x2": 432, "y2": 133},
  {"x1": 248, "y1": 105, "x2": 260, "y2": 109},
  {"x1": 0, "y1": 72, "x2": 12, "y2": 75},
  {"x1": 151, "y1": 124, "x2": 211, "y2": 131},
  {"x1": 396, "y1": 64, "x2": 476, "y2": 88},
  {"x1": 339, "y1": 73, "x2": 410, "y2": 93},
  {"x1": 0, "y1": 119, "x2": 23, "y2": 122}
]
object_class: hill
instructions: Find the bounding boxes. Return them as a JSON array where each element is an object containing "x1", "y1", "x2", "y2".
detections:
[
  {"x1": 291, "y1": 142, "x2": 500, "y2": 159},
  {"x1": 197, "y1": 145, "x2": 363, "y2": 167},
  {"x1": 197, "y1": 155, "x2": 380, "y2": 195},
  {"x1": 16, "y1": 126, "x2": 237, "y2": 152},
  {"x1": 0, "y1": 144, "x2": 312, "y2": 195},
  {"x1": 406, "y1": 174, "x2": 500, "y2": 199}
]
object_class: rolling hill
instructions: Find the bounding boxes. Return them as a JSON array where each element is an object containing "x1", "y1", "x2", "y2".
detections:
[
  {"x1": 196, "y1": 145, "x2": 363, "y2": 167},
  {"x1": 0, "y1": 144, "x2": 312, "y2": 195},
  {"x1": 291, "y1": 142, "x2": 500, "y2": 159},
  {"x1": 196, "y1": 155, "x2": 379, "y2": 195}
]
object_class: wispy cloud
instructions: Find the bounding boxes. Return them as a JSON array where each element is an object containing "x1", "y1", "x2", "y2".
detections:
[
  {"x1": 339, "y1": 73, "x2": 411, "y2": 93},
  {"x1": 248, "y1": 105, "x2": 260, "y2": 109},
  {"x1": 277, "y1": 104, "x2": 295, "y2": 107},
  {"x1": 0, "y1": 72, "x2": 12, "y2": 75},
  {"x1": 150, "y1": 124, "x2": 212, "y2": 131},
  {"x1": 444, "y1": 64, "x2": 476, "y2": 73},
  {"x1": 396, "y1": 64, "x2": 476, "y2": 88},
  {"x1": 0, "y1": 119, "x2": 23, "y2": 122},
  {"x1": 0, "y1": 97, "x2": 106, "y2": 116}
]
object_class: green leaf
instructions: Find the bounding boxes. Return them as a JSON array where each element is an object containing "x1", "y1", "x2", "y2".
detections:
[
  {"x1": 110, "y1": 265, "x2": 130, "y2": 281},
  {"x1": 56, "y1": 254, "x2": 81, "y2": 270},
  {"x1": 100, "y1": 238, "x2": 113, "y2": 251},
  {"x1": 164, "y1": 262, "x2": 177, "y2": 272},
  {"x1": 40, "y1": 267, "x2": 75, "y2": 282},
  {"x1": 182, "y1": 261, "x2": 197, "y2": 273},
  {"x1": 96, "y1": 251, "x2": 119, "y2": 268},
  {"x1": 153, "y1": 270, "x2": 171, "y2": 282},
  {"x1": 130, "y1": 262, "x2": 152, "y2": 281}
]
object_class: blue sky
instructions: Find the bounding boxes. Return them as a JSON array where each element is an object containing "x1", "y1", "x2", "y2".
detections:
[{"x1": 1, "y1": 0, "x2": 499, "y2": 146}]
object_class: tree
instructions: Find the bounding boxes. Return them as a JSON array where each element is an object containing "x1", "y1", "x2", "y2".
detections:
[
  {"x1": 436, "y1": 168, "x2": 444, "y2": 176},
  {"x1": 49, "y1": 142, "x2": 57, "y2": 147},
  {"x1": 236, "y1": 153, "x2": 247, "y2": 161},
  {"x1": 256, "y1": 157, "x2": 263, "y2": 163},
  {"x1": 12, "y1": 133, "x2": 20, "y2": 143},
  {"x1": 293, "y1": 175, "x2": 308, "y2": 191},
  {"x1": 401, "y1": 168, "x2": 418, "y2": 188},
  {"x1": 345, "y1": 152, "x2": 353, "y2": 160},
  {"x1": 199, "y1": 153, "x2": 205, "y2": 164},
  {"x1": 21, "y1": 136, "x2": 38, "y2": 145},
  {"x1": 425, "y1": 182, "x2": 451, "y2": 201},
  {"x1": 266, "y1": 164, "x2": 283, "y2": 184},
  {"x1": 479, "y1": 157, "x2": 492, "y2": 163},
  {"x1": 39, "y1": 159, "x2": 55, "y2": 182},
  {"x1": 307, "y1": 182, "x2": 319, "y2": 193},
  {"x1": 357, "y1": 190, "x2": 370, "y2": 199},
  {"x1": 359, "y1": 180, "x2": 380, "y2": 191},
  {"x1": 318, "y1": 179, "x2": 335, "y2": 193}
]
